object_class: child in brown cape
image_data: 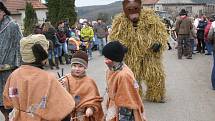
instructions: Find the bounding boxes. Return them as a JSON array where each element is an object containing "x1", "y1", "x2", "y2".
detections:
[
  {"x1": 61, "y1": 50, "x2": 104, "y2": 121},
  {"x1": 3, "y1": 34, "x2": 75, "y2": 121},
  {"x1": 102, "y1": 41, "x2": 147, "y2": 121}
]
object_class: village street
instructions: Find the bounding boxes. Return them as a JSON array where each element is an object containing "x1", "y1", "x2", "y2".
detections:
[{"x1": 1, "y1": 50, "x2": 215, "y2": 121}]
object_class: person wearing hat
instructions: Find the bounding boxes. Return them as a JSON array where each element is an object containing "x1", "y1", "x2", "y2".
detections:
[
  {"x1": 175, "y1": 9, "x2": 194, "y2": 59},
  {"x1": 60, "y1": 50, "x2": 103, "y2": 121},
  {"x1": 3, "y1": 34, "x2": 75, "y2": 121},
  {"x1": 0, "y1": 2, "x2": 22, "y2": 120},
  {"x1": 102, "y1": 41, "x2": 147, "y2": 121}
]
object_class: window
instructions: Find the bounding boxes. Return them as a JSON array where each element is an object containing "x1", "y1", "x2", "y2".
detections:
[{"x1": 186, "y1": 6, "x2": 192, "y2": 13}]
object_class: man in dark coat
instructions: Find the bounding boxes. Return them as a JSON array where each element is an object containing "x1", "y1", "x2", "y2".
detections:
[
  {"x1": 175, "y1": 9, "x2": 193, "y2": 59},
  {"x1": 0, "y1": 2, "x2": 22, "y2": 120}
]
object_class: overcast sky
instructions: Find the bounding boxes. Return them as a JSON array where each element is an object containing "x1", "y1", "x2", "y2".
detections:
[{"x1": 75, "y1": 0, "x2": 122, "y2": 7}]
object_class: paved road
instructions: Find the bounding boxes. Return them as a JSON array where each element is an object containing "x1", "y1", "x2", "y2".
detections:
[
  {"x1": 145, "y1": 50, "x2": 215, "y2": 121},
  {"x1": 1, "y1": 50, "x2": 215, "y2": 121}
]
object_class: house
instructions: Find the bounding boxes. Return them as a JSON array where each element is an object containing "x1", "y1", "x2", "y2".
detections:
[
  {"x1": 2, "y1": 0, "x2": 47, "y2": 28},
  {"x1": 142, "y1": 0, "x2": 214, "y2": 18}
]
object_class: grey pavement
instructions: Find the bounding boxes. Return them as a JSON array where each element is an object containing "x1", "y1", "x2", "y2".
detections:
[
  {"x1": 1, "y1": 50, "x2": 215, "y2": 121},
  {"x1": 145, "y1": 50, "x2": 215, "y2": 121}
]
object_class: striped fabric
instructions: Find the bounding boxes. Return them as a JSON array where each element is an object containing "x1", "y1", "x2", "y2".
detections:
[{"x1": 0, "y1": 15, "x2": 22, "y2": 106}]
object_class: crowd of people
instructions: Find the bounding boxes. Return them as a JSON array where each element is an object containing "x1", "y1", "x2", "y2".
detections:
[
  {"x1": 165, "y1": 9, "x2": 215, "y2": 59},
  {"x1": 165, "y1": 9, "x2": 215, "y2": 90},
  {"x1": 35, "y1": 18, "x2": 109, "y2": 70}
]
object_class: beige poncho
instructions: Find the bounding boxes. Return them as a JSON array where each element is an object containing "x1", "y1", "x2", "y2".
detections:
[
  {"x1": 104, "y1": 64, "x2": 146, "y2": 121},
  {"x1": 3, "y1": 65, "x2": 75, "y2": 121},
  {"x1": 63, "y1": 74, "x2": 104, "y2": 121}
]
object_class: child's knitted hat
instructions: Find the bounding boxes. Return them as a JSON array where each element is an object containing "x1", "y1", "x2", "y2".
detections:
[
  {"x1": 102, "y1": 41, "x2": 128, "y2": 62},
  {"x1": 71, "y1": 50, "x2": 88, "y2": 68}
]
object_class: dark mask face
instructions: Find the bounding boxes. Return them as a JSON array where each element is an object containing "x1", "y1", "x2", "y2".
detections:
[{"x1": 123, "y1": 0, "x2": 141, "y2": 23}]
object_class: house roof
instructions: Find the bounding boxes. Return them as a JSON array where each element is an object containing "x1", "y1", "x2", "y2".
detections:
[
  {"x1": 3, "y1": 0, "x2": 47, "y2": 14},
  {"x1": 157, "y1": 0, "x2": 194, "y2": 4},
  {"x1": 143, "y1": 0, "x2": 159, "y2": 4},
  {"x1": 28, "y1": 1, "x2": 47, "y2": 9},
  {"x1": 142, "y1": 0, "x2": 206, "y2": 5}
]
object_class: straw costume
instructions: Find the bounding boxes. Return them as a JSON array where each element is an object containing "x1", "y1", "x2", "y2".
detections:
[{"x1": 109, "y1": 0, "x2": 168, "y2": 102}]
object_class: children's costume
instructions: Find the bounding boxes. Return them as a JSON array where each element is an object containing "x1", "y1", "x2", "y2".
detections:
[
  {"x1": 3, "y1": 34, "x2": 75, "y2": 121},
  {"x1": 102, "y1": 41, "x2": 146, "y2": 121},
  {"x1": 61, "y1": 50, "x2": 104, "y2": 121},
  {"x1": 62, "y1": 75, "x2": 104, "y2": 121},
  {"x1": 103, "y1": 64, "x2": 146, "y2": 121},
  {"x1": 3, "y1": 65, "x2": 75, "y2": 121}
]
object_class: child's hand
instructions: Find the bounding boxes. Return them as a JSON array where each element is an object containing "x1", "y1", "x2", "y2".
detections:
[
  {"x1": 59, "y1": 78, "x2": 66, "y2": 87},
  {"x1": 85, "y1": 107, "x2": 94, "y2": 117},
  {"x1": 142, "y1": 111, "x2": 147, "y2": 121}
]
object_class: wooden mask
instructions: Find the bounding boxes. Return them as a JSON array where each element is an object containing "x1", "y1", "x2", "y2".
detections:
[{"x1": 123, "y1": 0, "x2": 141, "y2": 24}]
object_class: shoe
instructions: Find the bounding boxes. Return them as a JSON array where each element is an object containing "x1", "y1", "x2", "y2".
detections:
[
  {"x1": 205, "y1": 53, "x2": 212, "y2": 55},
  {"x1": 59, "y1": 56, "x2": 64, "y2": 65},
  {"x1": 158, "y1": 97, "x2": 166, "y2": 103},
  {"x1": 56, "y1": 66, "x2": 60, "y2": 70},
  {"x1": 48, "y1": 59, "x2": 54, "y2": 70},
  {"x1": 64, "y1": 54, "x2": 71, "y2": 64},
  {"x1": 55, "y1": 57, "x2": 60, "y2": 70},
  {"x1": 186, "y1": 57, "x2": 192, "y2": 59},
  {"x1": 66, "y1": 60, "x2": 71, "y2": 64}
]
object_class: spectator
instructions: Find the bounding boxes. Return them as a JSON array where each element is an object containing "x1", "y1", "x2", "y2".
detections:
[
  {"x1": 0, "y1": 2, "x2": 22, "y2": 120},
  {"x1": 43, "y1": 22, "x2": 61, "y2": 69},
  {"x1": 208, "y1": 16, "x2": 215, "y2": 90},
  {"x1": 80, "y1": 22, "x2": 94, "y2": 59},
  {"x1": 196, "y1": 15, "x2": 207, "y2": 53},
  {"x1": 204, "y1": 17, "x2": 213, "y2": 55},
  {"x1": 56, "y1": 21, "x2": 70, "y2": 64},
  {"x1": 175, "y1": 9, "x2": 193, "y2": 59},
  {"x1": 94, "y1": 19, "x2": 108, "y2": 55}
]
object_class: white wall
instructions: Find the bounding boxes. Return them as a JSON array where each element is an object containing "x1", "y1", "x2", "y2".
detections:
[
  {"x1": 36, "y1": 9, "x2": 48, "y2": 24},
  {"x1": 158, "y1": 4, "x2": 205, "y2": 17},
  {"x1": 192, "y1": 5, "x2": 204, "y2": 16},
  {"x1": 19, "y1": 9, "x2": 48, "y2": 27},
  {"x1": 155, "y1": 4, "x2": 163, "y2": 11},
  {"x1": 11, "y1": 14, "x2": 22, "y2": 28}
]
